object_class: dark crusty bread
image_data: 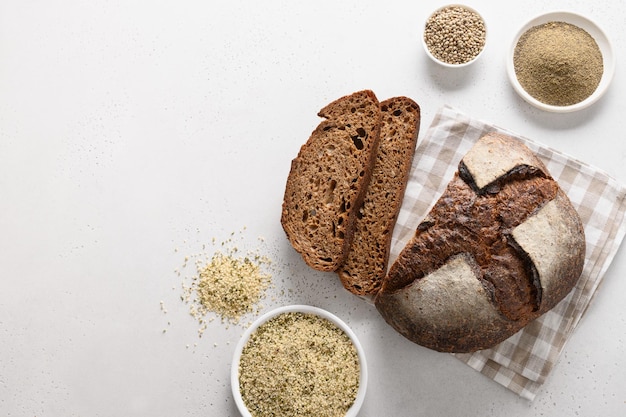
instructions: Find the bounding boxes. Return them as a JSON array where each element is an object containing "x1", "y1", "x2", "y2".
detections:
[
  {"x1": 337, "y1": 97, "x2": 421, "y2": 295},
  {"x1": 281, "y1": 90, "x2": 382, "y2": 271},
  {"x1": 375, "y1": 132, "x2": 586, "y2": 353}
]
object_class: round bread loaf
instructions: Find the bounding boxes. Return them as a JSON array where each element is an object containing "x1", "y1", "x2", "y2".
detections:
[{"x1": 374, "y1": 132, "x2": 586, "y2": 353}]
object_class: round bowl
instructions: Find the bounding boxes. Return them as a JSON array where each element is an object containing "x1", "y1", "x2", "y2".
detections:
[
  {"x1": 506, "y1": 11, "x2": 615, "y2": 113},
  {"x1": 422, "y1": 4, "x2": 487, "y2": 68},
  {"x1": 231, "y1": 305, "x2": 368, "y2": 417}
]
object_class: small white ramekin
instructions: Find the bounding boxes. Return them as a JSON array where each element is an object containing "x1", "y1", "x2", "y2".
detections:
[
  {"x1": 422, "y1": 4, "x2": 487, "y2": 68},
  {"x1": 231, "y1": 304, "x2": 368, "y2": 417}
]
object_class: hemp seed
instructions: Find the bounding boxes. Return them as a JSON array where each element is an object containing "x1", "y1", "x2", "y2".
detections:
[
  {"x1": 238, "y1": 312, "x2": 360, "y2": 417},
  {"x1": 178, "y1": 231, "x2": 275, "y2": 337},
  {"x1": 424, "y1": 6, "x2": 486, "y2": 65}
]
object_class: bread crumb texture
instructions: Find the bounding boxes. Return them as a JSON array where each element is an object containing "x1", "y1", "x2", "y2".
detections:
[
  {"x1": 178, "y1": 230, "x2": 274, "y2": 336},
  {"x1": 239, "y1": 312, "x2": 360, "y2": 417}
]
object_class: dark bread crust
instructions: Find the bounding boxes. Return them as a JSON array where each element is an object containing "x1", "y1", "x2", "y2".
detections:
[
  {"x1": 337, "y1": 97, "x2": 421, "y2": 295},
  {"x1": 281, "y1": 90, "x2": 382, "y2": 271},
  {"x1": 375, "y1": 133, "x2": 586, "y2": 352},
  {"x1": 376, "y1": 254, "x2": 520, "y2": 352}
]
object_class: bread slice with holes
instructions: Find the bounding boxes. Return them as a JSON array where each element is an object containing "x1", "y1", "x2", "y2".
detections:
[
  {"x1": 281, "y1": 90, "x2": 382, "y2": 271},
  {"x1": 337, "y1": 97, "x2": 421, "y2": 295}
]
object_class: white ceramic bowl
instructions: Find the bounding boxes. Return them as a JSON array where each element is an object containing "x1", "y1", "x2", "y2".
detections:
[
  {"x1": 231, "y1": 305, "x2": 368, "y2": 417},
  {"x1": 422, "y1": 4, "x2": 487, "y2": 68},
  {"x1": 506, "y1": 11, "x2": 615, "y2": 113}
]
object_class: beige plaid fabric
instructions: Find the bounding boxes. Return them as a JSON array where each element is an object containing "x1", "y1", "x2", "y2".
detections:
[{"x1": 389, "y1": 106, "x2": 626, "y2": 400}]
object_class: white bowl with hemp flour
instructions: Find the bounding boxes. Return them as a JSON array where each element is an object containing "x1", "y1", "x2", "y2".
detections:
[
  {"x1": 231, "y1": 305, "x2": 367, "y2": 417},
  {"x1": 506, "y1": 11, "x2": 615, "y2": 113}
]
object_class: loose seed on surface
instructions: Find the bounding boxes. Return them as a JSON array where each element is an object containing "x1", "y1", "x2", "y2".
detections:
[{"x1": 176, "y1": 230, "x2": 274, "y2": 337}]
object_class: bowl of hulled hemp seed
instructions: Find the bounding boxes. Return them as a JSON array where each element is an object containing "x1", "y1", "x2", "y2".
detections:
[
  {"x1": 422, "y1": 4, "x2": 487, "y2": 68},
  {"x1": 231, "y1": 305, "x2": 367, "y2": 417},
  {"x1": 507, "y1": 11, "x2": 615, "y2": 113}
]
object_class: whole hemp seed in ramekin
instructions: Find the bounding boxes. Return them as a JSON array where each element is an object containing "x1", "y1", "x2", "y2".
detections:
[{"x1": 424, "y1": 5, "x2": 486, "y2": 65}]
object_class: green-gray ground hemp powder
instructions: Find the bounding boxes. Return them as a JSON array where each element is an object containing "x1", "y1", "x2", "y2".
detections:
[{"x1": 513, "y1": 21, "x2": 603, "y2": 106}]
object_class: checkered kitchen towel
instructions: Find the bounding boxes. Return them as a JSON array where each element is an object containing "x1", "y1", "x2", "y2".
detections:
[{"x1": 389, "y1": 106, "x2": 626, "y2": 400}]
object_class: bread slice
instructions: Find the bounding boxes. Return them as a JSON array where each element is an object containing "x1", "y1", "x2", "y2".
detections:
[
  {"x1": 281, "y1": 90, "x2": 382, "y2": 271},
  {"x1": 337, "y1": 97, "x2": 421, "y2": 295}
]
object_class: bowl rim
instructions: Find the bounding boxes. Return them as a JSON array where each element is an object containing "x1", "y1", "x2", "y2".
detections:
[
  {"x1": 422, "y1": 3, "x2": 487, "y2": 68},
  {"x1": 230, "y1": 304, "x2": 368, "y2": 417},
  {"x1": 506, "y1": 10, "x2": 615, "y2": 113}
]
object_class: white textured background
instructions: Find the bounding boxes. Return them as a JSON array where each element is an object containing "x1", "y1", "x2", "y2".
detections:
[{"x1": 1, "y1": 1, "x2": 625, "y2": 416}]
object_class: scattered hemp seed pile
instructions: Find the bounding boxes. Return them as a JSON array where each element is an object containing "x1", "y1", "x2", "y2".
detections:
[
  {"x1": 424, "y1": 5, "x2": 486, "y2": 65},
  {"x1": 176, "y1": 230, "x2": 275, "y2": 337},
  {"x1": 514, "y1": 21, "x2": 603, "y2": 106},
  {"x1": 238, "y1": 312, "x2": 360, "y2": 417}
]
